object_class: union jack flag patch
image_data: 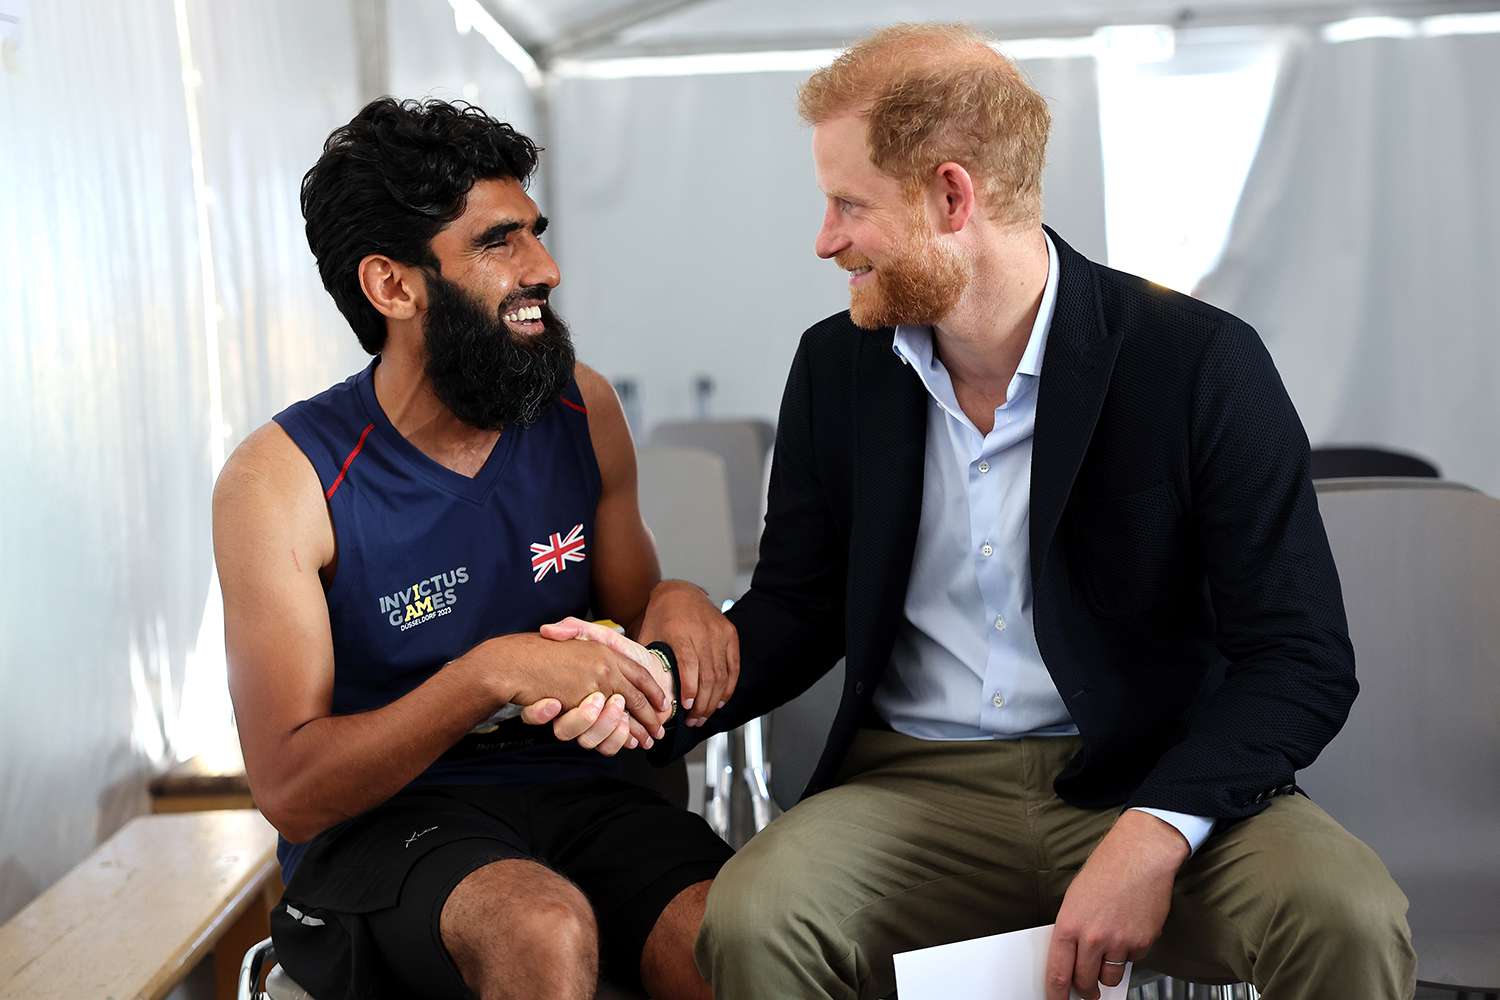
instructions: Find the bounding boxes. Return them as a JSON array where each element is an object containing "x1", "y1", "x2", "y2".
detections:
[{"x1": 530, "y1": 523, "x2": 587, "y2": 583}]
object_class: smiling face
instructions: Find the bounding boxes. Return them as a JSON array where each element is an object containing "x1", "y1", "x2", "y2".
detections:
[
  {"x1": 418, "y1": 177, "x2": 575, "y2": 429},
  {"x1": 812, "y1": 115, "x2": 968, "y2": 330},
  {"x1": 427, "y1": 176, "x2": 560, "y2": 337}
]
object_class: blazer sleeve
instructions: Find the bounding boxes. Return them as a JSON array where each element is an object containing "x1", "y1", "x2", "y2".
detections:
[
  {"x1": 649, "y1": 329, "x2": 849, "y2": 763},
  {"x1": 1127, "y1": 318, "x2": 1359, "y2": 818}
]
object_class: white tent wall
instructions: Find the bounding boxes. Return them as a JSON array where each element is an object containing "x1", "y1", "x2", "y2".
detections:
[
  {"x1": 1194, "y1": 26, "x2": 1500, "y2": 495},
  {"x1": 388, "y1": 0, "x2": 542, "y2": 151},
  {"x1": 186, "y1": 0, "x2": 368, "y2": 438},
  {"x1": 0, "y1": 0, "x2": 210, "y2": 924},
  {"x1": 548, "y1": 56, "x2": 1106, "y2": 432}
]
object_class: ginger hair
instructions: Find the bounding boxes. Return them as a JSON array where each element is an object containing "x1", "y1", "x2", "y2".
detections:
[{"x1": 798, "y1": 23, "x2": 1050, "y2": 226}]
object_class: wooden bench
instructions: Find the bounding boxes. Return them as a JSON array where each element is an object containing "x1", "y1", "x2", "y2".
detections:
[
  {"x1": 150, "y1": 753, "x2": 256, "y2": 815},
  {"x1": 0, "y1": 810, "x2": 279, "y2": 1000}
]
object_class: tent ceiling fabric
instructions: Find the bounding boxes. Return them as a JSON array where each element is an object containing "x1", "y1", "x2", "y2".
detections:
[{"x1": 484, "y1": 0, "x2": 1488, "y2": 59}]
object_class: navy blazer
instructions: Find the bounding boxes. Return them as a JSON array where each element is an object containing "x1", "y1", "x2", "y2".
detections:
[{"x1": 655, "y1": 227, "x2": 1357, "y2": 820}]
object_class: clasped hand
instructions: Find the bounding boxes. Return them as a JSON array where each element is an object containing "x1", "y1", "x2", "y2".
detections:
[{"x1": 516, "y1": 582, "x2": 740, "y2": 755}]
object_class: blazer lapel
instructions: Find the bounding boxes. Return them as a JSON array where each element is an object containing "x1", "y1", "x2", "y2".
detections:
[
  {"x1": 848, "y1": 328, "x2": 927, "y2": 675},
  {"x1": 1030, "y1": 228, "x2": 1124, "y2": 584}
]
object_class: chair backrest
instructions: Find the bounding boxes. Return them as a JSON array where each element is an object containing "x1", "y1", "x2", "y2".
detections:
[
  {"x1": 635, "y1": 445, "x2": 737, "y2": 602},
  {"x1": 649, "y1": 420, "x2": 774, "y2": 570},
  {"x1": 1310, "y1": 445, "x2": 1440, "y2": 480},
  {"x1": 767, "y1": 659, "x2": 846, "y2": 812},
  {"x1": 1302, "y1": 480, "x2": 1500, "y2": 983}
]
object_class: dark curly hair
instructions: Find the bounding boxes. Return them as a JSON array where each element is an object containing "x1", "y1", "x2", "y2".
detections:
[{"x1": 301, "y1": 98, "x2": 542, "y2": 354}]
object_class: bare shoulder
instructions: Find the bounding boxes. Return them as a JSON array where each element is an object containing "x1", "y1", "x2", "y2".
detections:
[
  {"x1": 213, "y1": 422, "x2": 333, "y2": 562},
  {"x1": 573, "y1": 361, "x2": 630, "y2": 438},
  {"x1": 573, "y1": 361, "x2": 621, "y2": 414},
  {"x1": 215, "y1": 422, "x2": 318, "y2": 508},
  {"x1": 571, "y1": 361, "x2": 636, "y2": 485}
]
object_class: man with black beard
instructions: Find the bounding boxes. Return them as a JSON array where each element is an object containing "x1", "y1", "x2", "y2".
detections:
[{"x1": 211, "y1": 99, "x2": 736, "y2": 1000}]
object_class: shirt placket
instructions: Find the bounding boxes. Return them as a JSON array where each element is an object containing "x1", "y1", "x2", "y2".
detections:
[{"x1": 973, "y1": 420, "x2": 1012, "y2": 732}]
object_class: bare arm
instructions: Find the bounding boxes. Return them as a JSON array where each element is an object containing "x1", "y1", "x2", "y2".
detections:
[
  {"x1": 575, "y1": 362, "x2": 662, "y2": 631},
  {"x1": 214, "y1": 422, "x2": 666, "y2": 843}
]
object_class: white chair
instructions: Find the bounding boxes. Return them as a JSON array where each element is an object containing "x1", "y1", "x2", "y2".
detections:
[
  {"x1": 635, "y1": 444, "x2": 741, "y2": 842},
  {"x1": 648, "y1": 420, "x2": 774, "y2": 573},
  {"x1": 1304, "y1": 478, "x2": 1500, "y2": 995},
  {"x1": 634, "y1": 444, "x2": 738, "y2": 603}
]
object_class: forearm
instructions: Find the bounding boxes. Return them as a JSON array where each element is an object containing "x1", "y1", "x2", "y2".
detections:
[
  {"x1": 254, "y1": 652, "x2": 509, "y2": 843},
  {"x1": 625, "y1": 579, "x2": 708, "y2": 640},
  {"x1": 1128, "y1": 648, "x2": 1355, "y2": 817}
]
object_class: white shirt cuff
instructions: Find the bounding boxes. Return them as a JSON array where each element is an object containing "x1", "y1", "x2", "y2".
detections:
[{"x1": 1128, "y1": 807, "x2": 1216, "y2": 856}]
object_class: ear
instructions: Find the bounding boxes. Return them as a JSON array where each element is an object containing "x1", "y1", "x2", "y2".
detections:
[
  {"x1": 932, "y1": 162, "x2": 977, "y2": 235},
  {"x1": 358, "y1": 254, "x2": 423, "y2": 321}
]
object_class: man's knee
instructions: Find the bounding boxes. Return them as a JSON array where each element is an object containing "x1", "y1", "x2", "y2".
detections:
[
  {"x1": 1236, "y1": 812, "x2": 1412, "y2": 959},
  {"x1": 442, "y1": 860, "x2": 598, "y2": 997},
  {"x1": 1277, "y1": 851, "x2": 1410, "y2": 949},
  {"x1": 516, "y1": 893, "x2": 599, "y2": 964},
  {"x1": 700, "y1": 850, "x2": 786, "y2": 949},
  {"x1": 698, "y1": 832, "x2": 839, "y2": 969}
]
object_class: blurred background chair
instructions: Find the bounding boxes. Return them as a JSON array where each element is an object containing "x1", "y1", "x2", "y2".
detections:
[
  {"x1": 1303, "y1": 478, "x2": 1500, "y2": 996},
  {"x1": 634, "y1": 444, "x2": 739, "y2": 602},
  {"x1": 648, "y1": 420, "x2": 775, "y2": 573},
  {"x1": 635, "y1": 444, "x2": 744, "y2": 842},
  {"x1": 1310, "y1": 445, "x2": 1440, "y2": 480}
]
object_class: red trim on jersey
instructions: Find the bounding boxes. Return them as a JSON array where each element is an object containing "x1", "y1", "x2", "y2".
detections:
[
  {"x1": 559, "y1": 397, "x2": 588, "y2": 415},
  {"x1": 326, "y1": 422, "x2": 375, "y2": 500}
]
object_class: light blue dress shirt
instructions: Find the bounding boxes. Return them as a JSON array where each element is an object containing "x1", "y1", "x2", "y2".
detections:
[{"x1": 872, "y1": 233, "x2": 1215, "y2": 854}]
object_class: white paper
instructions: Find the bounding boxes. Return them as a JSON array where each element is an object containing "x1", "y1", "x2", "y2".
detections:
[{"x1": 894, "y1": 923, "x2": 1133, "y2": 1000}]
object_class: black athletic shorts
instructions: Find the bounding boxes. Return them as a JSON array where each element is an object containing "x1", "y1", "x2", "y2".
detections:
[{"x1": 269, "y1": 779, "x2": 733, "y2": 999}]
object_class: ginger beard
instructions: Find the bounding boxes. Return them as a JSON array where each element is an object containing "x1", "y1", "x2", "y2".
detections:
[{"x1": 837, "y1": 205, "x2": 969, "y2": 330}]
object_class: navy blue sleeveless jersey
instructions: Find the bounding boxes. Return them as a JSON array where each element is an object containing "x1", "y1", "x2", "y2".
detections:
[{"x1": 271, "y1": 359, "x2": 621, "y2": 878}]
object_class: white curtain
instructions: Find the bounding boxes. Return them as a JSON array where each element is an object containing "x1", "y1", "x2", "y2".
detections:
[
  {"x1": 0, "y1": 0, "x2": 207, "y2": 923},
  {"x1": 1194, "y1": 28, "x2": 1500, "y2": 496},
  {"x1": 387, "y1": 0, "x2": 541, "y2": 166},
  {"x1": 549, "y1": 55, "x2": 1106, "y2": 432},
  {"x1": 187, "y1": 0, "x2": 368, "y2": 435}
]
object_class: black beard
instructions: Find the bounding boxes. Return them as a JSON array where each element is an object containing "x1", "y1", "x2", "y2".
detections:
[{"x1": 421, "y1": 273, "x2": 576, "y2": 431}]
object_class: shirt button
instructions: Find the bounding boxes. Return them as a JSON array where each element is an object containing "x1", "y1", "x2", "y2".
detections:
[
  {"x1": 994, "y1": 615, "x2": 1006, "y2": 632},
  {"x1": 977, "y1": 460, "x2": 990, "y2": 473},
  {"x1": 981, "y1": 543, "x2": 994, "y2": 558},
  {"x1": 991, "y1": 692, "x2": 1006, "y2": 708}
]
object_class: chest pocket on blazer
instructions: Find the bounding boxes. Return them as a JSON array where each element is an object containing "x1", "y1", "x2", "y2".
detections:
[{"x1": 1068, "y1": 480, "x2": 1185, "y2": 619}]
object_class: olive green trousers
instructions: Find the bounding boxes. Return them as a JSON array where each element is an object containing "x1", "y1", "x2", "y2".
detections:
[{"x1": 697, "y1": 729, "x2": 1414, "y2": 999}]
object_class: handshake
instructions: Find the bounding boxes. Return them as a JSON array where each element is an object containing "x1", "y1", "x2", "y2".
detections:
[{"x1": 468, "y1": 580, "x2": 740, "y2": 757}]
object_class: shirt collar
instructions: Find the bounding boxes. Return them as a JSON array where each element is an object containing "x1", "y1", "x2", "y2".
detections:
[{"x1": 892, "y1": 230, "x2": 1059, "y2": 390}]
